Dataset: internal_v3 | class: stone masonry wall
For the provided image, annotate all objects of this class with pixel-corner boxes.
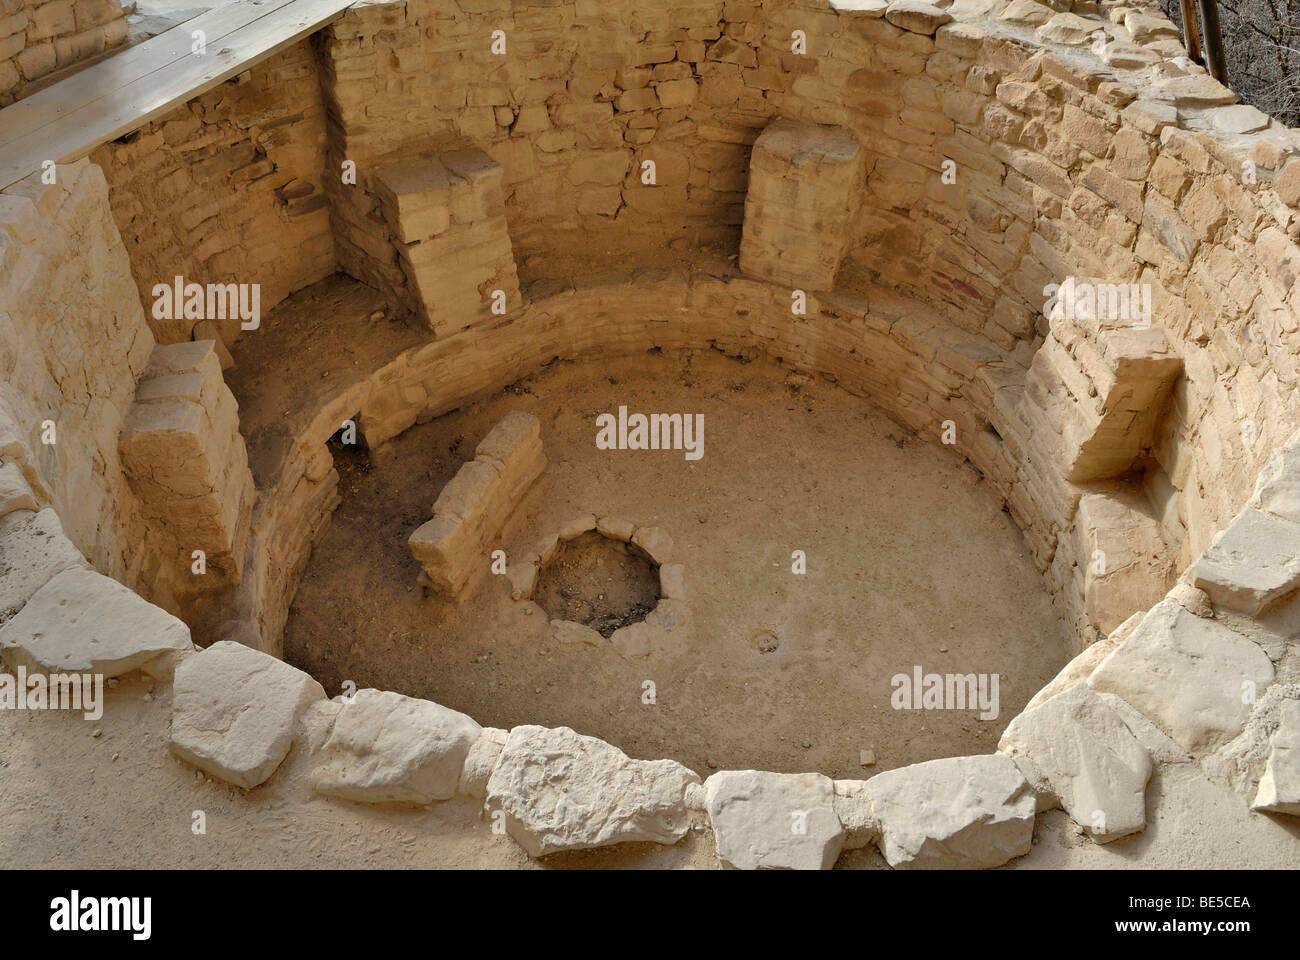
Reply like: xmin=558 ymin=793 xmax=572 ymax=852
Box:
xmin=0 ymin=0 xmax=128 ymax=106
xmin=90 ymin=39 xmax=336 ymax=347
xmin=0 ymin=158 xmax=153 ymax=592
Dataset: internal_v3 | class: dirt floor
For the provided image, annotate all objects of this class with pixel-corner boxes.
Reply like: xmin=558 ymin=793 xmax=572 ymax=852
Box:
xmin=6 ymin=343 xmax=1300 ymax=870
xmin=283 ymin=347 xmax=1072 ymax=780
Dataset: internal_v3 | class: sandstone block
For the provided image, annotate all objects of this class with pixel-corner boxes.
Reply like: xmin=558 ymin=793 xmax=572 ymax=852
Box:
xmin=1193 ymin=508 xmax=1300 ymax=615
xmin=0 ymin=568 xmax=192 ymax=678
xmin=999 ymin=682 xmax=1152 ymax=842
xmin=884 ymin=0 xmax=952 ymax=35
xmin=866 ymin=755 xmax=1036 ymax=869
xmin=1089 ymin=599 xmax=1275 ymax=754
xmin=312 ymin=688 xmax=481 ymax=804
xmin=739 ymin=118 xmax=865 ymax=290
xmin=486 ymin=725 xmax=700 ymax=856
xmin=704 ymin=770 xmax=845 ymax=870
xmin=458 ymin=726 xmax=508 ymax=799
xmin=0 ymin=507 xmax=86 ymax=625
xmin=1252 ymin=699 xmax=1300 ymax=816
xmin=170 ymin=641 xmax=325 ymax=789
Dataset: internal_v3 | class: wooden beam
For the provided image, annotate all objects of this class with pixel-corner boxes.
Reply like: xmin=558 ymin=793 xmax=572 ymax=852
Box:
xmin=1194 ymin=0 xmax=1230 ymax=85
xmin=0 ymin=0 xmax=354 ymax=190
xmin=1178 ymin=0 xmax=1202 ymax=64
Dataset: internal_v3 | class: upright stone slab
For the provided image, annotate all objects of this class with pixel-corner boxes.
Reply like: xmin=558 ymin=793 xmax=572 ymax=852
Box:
xmin=739 ymin=118 xmax=865 ymax=290
xmin=1060 ymin=326 xmax=1182 ymax=484
xmin=375 ymin=147 xmax=520 ymax=336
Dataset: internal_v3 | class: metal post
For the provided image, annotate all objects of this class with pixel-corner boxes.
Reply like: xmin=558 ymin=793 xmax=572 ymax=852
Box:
xmin=1193 ymin=0 xmax=1230 ymax=86
xmin=1178 ymin=0 xmax=1203 ymax=64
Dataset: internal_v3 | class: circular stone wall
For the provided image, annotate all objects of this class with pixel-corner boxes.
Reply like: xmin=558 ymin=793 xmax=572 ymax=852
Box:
xmin=282 ymin=348 xmax=1070 ymax=778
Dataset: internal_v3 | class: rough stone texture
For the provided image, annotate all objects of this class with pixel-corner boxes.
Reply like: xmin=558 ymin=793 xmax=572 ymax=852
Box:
xmin=1089 ymin=599 xmax=1276 ymax=755
xmin=91 ymin=39 xmax=335 ymax=344
xmin=0 ymin=507 xmax=86 ymax=624
xmin=0 ymin=459 xmax=36 ymax=517
xmin=999 ymin=682 xmax=1152 ymax=842
xmin=312 ymin=689 xmax=481 ymax=804
xmin=1 ymin=0 xmax=128 ymax=106
xmin=740 ymin=118 xmax=866 ymax=290
xmin=866 ymin=754 xmax=1036 ymax=869
xmin=630 ymin=525 xmax=673 ymax=564
xmin=118 ymin=340 xmax=255 ymax=600
xmin=609 ymin=620 xmax=666 ymax=659
xmin=376 ymin=147 xmax=520 ymax=335
xmin=831 ymin=779 xmax=880 ymax=850
xmin=0 ymin=162 xmax=155 ymax=603
xmin=458 ymin=726 xmax=508 ymax=800
xmin=1036 ymin=12 xmax=1096 ymax=45
xmin=170 ymin=640 xmax=325 ymax=789
xmin=884 ymin=0 xmax=952 ymax=35
xmin=1194 ymin=508 xmax=1300 ymax=615
xmin=1252 ymin=699 xmax=1300 ymax=816
xmin=704 ymin=770 xmax=845 ymax=870
xmin=485 ymin=725 xmax=699 ymax=857
xmin=551 ymin=618 xmax=606 ymax=646
xmin=1059 ymin=327 xmax=1182 ymax=484
xmin=0 ymin=567 xmax=192 ymax=678
xmin=596 ymin=516 xmax=635 ymax=542
xmin=409 ymin=411 xmax=545 ymax=600
xmin=1076 ymin=490 xmax=1174 ymax=634
xmin=1251 ymin=444 xmax=1300 ymax=523
xmin=658 ymin=562 xmax=686 ymax=601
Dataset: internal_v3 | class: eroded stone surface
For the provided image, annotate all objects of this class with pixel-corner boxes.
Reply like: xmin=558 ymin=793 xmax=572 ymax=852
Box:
xmin=999 ymin=682 xmax=1152 ymax=842
xmin=0 ymin=567 xmax=192 ymax=678
xmin=1252 ymin=699 xmax=1300 ymax=816
xmin=551 ymin=619 xmax=606 ymax=646
xmin=866 ymin=755 xmax=1035 ymax=869
xmin=312 ymin=689 xmax=481 ymax=804
xmin=486 ymin=725 xmax=700 ymax=856
xmin=705 ymin=770 xmax=845 ymax=869
xmin=1193 ymin=508 xmax=1300 ymax=615
xmin=0 ymin=508 xmax=86 ymax=625
xmin=1089 ymin=600 xmax=1275 ymax=755
xmin=459 ymin=726 xmax=508 ymax=800
xmin=884 ymin=0 xmax=952 ymax=35
xmin=170 ymin=640 xmax=325 ymax=789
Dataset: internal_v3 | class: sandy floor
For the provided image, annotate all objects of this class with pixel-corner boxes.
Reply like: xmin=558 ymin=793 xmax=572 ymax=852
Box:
xmin=283 ymin=348 xmax=1070 ymax=780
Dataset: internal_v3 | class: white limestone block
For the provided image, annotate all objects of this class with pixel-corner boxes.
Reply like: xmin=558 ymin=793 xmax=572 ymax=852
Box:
xmin=486 ymin=725 xmax=699 ymax=857
xmin=704 ymin=770 xmax=845 ymax=870
xmin=170 ymin=640 xmax=325 ymax=789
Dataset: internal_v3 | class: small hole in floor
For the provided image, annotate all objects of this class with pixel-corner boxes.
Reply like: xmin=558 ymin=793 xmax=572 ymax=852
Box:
xmin=533 ymin=531 xmax=660 ymax=638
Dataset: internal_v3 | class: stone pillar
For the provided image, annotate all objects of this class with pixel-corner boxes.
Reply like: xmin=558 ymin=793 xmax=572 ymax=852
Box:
xmin=118 ymin=340 xmax=255 ymax=597
xmin=739 ymin=118 xmax=866 ymax=290
xmin=375 ymin=147 xmax=521 ymax=336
